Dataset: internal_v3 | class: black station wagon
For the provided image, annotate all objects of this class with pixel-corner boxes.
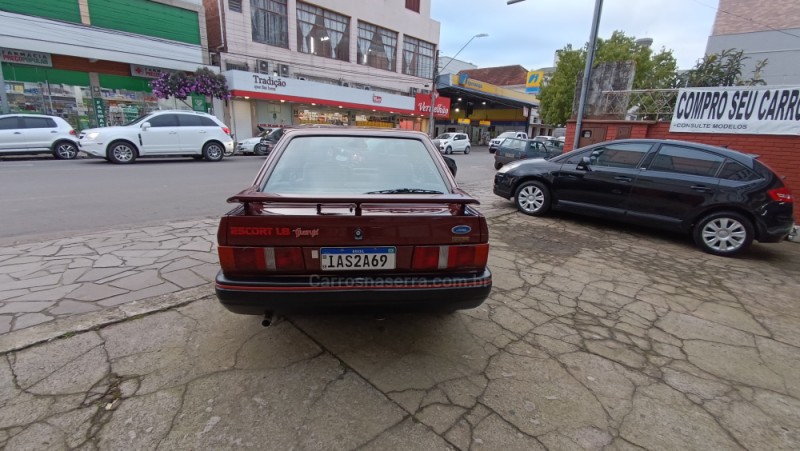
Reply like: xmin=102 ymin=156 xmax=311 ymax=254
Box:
xmin=493 ymin=139 xmax=794 ymax=256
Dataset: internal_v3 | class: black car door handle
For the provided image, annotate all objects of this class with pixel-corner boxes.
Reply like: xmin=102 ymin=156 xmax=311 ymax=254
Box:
xmin=691 ymin=185 xmax=711 ymax=192
xmin=614 ymin=176 xmax=633 ymax=182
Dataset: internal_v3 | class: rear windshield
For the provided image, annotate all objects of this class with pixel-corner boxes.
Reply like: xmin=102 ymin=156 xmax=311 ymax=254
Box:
xmin=261 ymin=136 xmax=449 ymax=195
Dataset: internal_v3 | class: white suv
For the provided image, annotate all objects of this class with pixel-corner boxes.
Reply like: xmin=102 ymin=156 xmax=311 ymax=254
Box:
xmin=433 ymin=132 xmax=471 ymax=154
xmin=0 ymin=114 xmax=80 ymax=159
xmin=79 ymin=110 xmax=234 ymax=164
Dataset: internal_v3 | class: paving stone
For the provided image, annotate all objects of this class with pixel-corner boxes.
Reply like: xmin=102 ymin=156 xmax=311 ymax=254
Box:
xmin=108 ymin=270 xmax=163 ymax=291
xmin=97 ymin=282 xmax=180 ymax=307
xmin=0 ymin=302 xmax=54 ymax=314
xmin=162 ymin=269 xmax=207 ymax=289
xmin=13 ymin=313 xmax=53 ymax=330
xmin=0 ymin=316 xmax=10 ymax=334
xmin=0 ymin=274 xmax=60 ymax=291
xmin=77 ymin=267 xmax=130 ymax=283
xmin=93 ymin=254 xmax=123 ymax=268
xmin=48 ymin=300 xmax=101 ymax=316
xmin=0 ymin=289 xmax=29 ymax=302
xmin=66 ymin=283 xmax=128 ymax=302
xmin=3 ymin=284 xmax=80 ymax=303
xmin=160 ymin=258 xmax=202 ymax=273
xmin=190 ymin=263 xmax=221 ymax=281
xmin=0 ymin=262 xmax=43 ymax=275
xmin=55 ymin=245 xmax=95 ymax=256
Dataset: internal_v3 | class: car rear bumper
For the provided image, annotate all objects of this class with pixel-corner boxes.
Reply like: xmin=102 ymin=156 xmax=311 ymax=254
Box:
xmin=215 ymin=269 xmax=492 ymax=314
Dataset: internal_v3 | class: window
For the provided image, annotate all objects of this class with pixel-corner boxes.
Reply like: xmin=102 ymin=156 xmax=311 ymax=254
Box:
xmin=178 ymin=115 xmax=204 ymax=127
xmin=588 ymin=143 xmax=651 ymax=169
xmin=357 ymin=21 xmax=398 ymax=71
xmin=148 ymin=114 xmax=178 ymax=127
xmin=23 ymin=117 xmax=56 ymax=129
xmin=296 ymin=2 xmax=350 ymax=62
xmin=718 ymin=160 xmax=760 ymax=181
xmin=648 ymin=145 xmax=724 ymax=177
xmin=402 ymin=36 xmax=435 ymax=79
xmin=251 ymin=0 xmax=288 ymax=48
xmin=230 ymin=0 xmax=242 ymax=12
xmin=405 ymin=0 xmax=420 ymax=12
xmin=0 ymin=117 xmax=19 ymax=130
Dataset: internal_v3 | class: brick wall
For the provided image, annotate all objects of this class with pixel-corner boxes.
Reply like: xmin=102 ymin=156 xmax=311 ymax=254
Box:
xmin=712 ymin=0 xmax=800 ymax=35
xmin=565 ymin=120 xmax=800 ymax=222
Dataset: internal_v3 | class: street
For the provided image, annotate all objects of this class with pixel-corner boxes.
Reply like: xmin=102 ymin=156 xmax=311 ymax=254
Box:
xmin=1 ymin=149 xmax=799 ymax=450
xmin=0 ymin=149 xmax=494 ymax=245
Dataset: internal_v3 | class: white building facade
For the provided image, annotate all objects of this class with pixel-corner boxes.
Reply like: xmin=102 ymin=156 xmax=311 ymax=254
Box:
xmin=204 ymin=0 xmax=440 ymax=139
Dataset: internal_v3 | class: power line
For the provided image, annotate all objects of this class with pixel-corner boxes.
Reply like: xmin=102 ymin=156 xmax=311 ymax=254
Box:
xmin=690 ymin=0 xmax=800 ymax=40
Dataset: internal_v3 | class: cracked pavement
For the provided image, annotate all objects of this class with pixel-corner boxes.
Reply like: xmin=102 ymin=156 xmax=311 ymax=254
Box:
xmin=1 ymin=185 xmax=800 ymax=449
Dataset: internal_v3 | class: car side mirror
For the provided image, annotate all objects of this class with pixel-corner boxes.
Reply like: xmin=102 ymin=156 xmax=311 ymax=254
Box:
xmin=443 ymin=156 xmax=457 ymax=177
xmin=578 ymin=156 xmax=592 ymax=169
xmin=141 ymin=122 xmax=151 ymax=131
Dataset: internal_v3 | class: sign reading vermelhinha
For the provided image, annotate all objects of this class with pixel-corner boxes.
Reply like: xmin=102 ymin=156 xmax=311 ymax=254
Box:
xmin=670 ymin=86 xmax=800 ymax=135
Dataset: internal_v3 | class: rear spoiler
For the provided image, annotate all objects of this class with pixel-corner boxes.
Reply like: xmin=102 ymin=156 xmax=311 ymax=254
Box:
xmin=228 ymin=188 xmax=479 ymax=215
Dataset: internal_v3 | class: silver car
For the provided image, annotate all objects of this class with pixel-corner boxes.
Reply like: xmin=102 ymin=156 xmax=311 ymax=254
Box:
xmin=0 ymin=114 xmax=80 ymax=159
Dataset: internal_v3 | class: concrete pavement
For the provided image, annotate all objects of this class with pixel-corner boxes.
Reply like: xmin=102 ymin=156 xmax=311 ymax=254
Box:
xmin=1 ymin=183 xmax=800 ymax=449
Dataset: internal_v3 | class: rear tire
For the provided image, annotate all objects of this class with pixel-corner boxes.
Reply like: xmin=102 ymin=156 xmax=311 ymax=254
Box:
xmin=203 ymin=142 xmax=224 ymax=162
xmin=693 ymin=211 xmax=753 ymax=256
xmin=107 ymin=141 xmax=137 ymax=164
xmin=514 ymin=181 xmax=551 ymax=216
xmin=464 ymin=146 xmax=471 ymax=154
xmin=53 ymin=141 xmax=79 ymax=160
xmin=494 ymin=161 xmax=503 ymax=170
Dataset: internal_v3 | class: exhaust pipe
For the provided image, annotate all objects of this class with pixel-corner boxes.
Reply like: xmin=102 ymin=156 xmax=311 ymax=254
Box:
xmin=261 ymin=311 xmax=281 ymax=328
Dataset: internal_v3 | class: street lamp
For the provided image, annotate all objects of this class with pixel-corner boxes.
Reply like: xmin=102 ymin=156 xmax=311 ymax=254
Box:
xmin=429 ymin=33 xmax=488 ymax=137
xmin=508 ymin=0 xmax=603 ymax=150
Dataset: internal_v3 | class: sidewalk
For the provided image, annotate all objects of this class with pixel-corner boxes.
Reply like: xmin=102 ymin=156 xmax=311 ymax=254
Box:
xmin=0 ymin=220 xmax=219 ymax=351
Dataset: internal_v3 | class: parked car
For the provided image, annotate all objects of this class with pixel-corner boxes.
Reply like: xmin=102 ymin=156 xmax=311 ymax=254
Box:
xmin=432 ymin=132 xmax=471 ymax=154
xmin=0 ymin=114 xmax=80 ymax=159
xmin=532 ymin=135 xmax=554 ymax=142
xmin=494 ymin=138 xmax=560 ymax=169
xmin=237 ymin=129 xmax=273 ymax=155
xmin=79 ymin=110 xmax=234 ymax=164
xmin=255 ymin=126 xmax=293 ymax=155
xmin=489 ymin=131 xmax=527 ymax=153
xmin=493 ymin=139 xmax=794 ymax=256
xmin=544 ymin=138 xmax=565 ymax=152
xmin=215 ymin=128 xmax=491 ymax=318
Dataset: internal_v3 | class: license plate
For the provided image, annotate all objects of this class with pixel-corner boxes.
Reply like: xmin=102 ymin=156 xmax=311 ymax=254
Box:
xmin=320 ymin=247 xmax=396 ymax=271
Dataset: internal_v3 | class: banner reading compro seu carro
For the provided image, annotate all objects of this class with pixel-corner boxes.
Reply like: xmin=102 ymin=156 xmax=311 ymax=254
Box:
xmin=670 ymin=86 xmax=800 ymax=135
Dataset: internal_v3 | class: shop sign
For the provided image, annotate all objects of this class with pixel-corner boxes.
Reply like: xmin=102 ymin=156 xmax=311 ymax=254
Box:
xmin=670 ymin=86 xmax=800 ymax=136
xmin=1 ymin=49 xmax=52 ymax=67
xmin=372 ymin=94 xmax=382 ymax=104
xmin=130 ymin=64 xmax=167 ymax=79
xmin=457 ymin=118 xmax=471 ymax=125
xmin=252 ymin=74 xmax=287 ymax=93
xmin=414 ymin=93 xmax=451 ymax=118
xmin=525 ymin=71 xmax=544 ymax=94
xmin=479 ymin=120 xmax=491 ymax=126
xmin=93 ymin=98 xmax=107 ymax=128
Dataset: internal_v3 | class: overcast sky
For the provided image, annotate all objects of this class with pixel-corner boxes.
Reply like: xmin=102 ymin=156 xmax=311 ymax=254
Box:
xmin=430 ymin=0 xmax=719 ymax=71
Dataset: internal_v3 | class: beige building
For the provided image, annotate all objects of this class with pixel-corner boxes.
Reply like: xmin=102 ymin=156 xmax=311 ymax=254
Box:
xmin=706 ymin=0 xmax=800 ymax=85
xmin=203 ymin=0 xmax=441 ymax=139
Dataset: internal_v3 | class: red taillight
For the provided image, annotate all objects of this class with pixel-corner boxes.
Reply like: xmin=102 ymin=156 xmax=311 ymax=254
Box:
xmin=768 ymin=187 xmax=793 ymax=203
xmin=222 ymin=127 xmax=231 ymax=135
xmin=218 ymin=246 xmax=304 ymax=273
xmin=69 ymin=129 xmax=77 ymax=136
xmin=412 ymin=244 xmax=489 ymax=270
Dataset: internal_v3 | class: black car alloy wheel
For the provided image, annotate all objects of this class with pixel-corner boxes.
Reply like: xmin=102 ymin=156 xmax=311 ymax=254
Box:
xmin=693 ymin=211 xmax=754 ymax=256
xmin=514 ymin=181 xmax=551 ymax=216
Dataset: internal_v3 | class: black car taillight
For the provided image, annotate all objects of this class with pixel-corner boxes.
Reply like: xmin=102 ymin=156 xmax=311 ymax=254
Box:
xmin=768 ymin=187 xmax=793 ymax=203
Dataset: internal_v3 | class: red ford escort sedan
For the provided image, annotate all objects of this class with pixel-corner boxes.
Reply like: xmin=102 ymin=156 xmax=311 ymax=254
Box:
xmin=215 ymin=127 xmax=492 ymax=318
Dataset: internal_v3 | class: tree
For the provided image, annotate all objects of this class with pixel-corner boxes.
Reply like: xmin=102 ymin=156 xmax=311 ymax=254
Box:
xmin=677 ymin=49 xmax=767 ymax=87
xmin=539 ymin=31 xmax=678 ymax=126
xmin=150 ymin=67 xmax=231 ymax=105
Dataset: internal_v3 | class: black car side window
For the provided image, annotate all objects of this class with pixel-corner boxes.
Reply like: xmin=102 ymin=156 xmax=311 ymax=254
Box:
xmin=588 ymin=143 xmax=651 ymax=169
xmin=648 ymin=145 xmax=724 ymax=177
xmin=177 ymin=114 xmax=203 ymax=127
xmin=147 ymin=114 xmax=178 ymax=127
xmin=562 ymin=149 xmax=594 ymax=164
xmin=718 ymin=159 xmax=760 ymax=181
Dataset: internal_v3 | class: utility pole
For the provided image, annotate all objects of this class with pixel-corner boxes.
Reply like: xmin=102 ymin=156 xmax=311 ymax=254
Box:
xmin=428 ymin=49 xmax=439 ymax=137
xmin=573 ymin=0 xmax=604 ymax=150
